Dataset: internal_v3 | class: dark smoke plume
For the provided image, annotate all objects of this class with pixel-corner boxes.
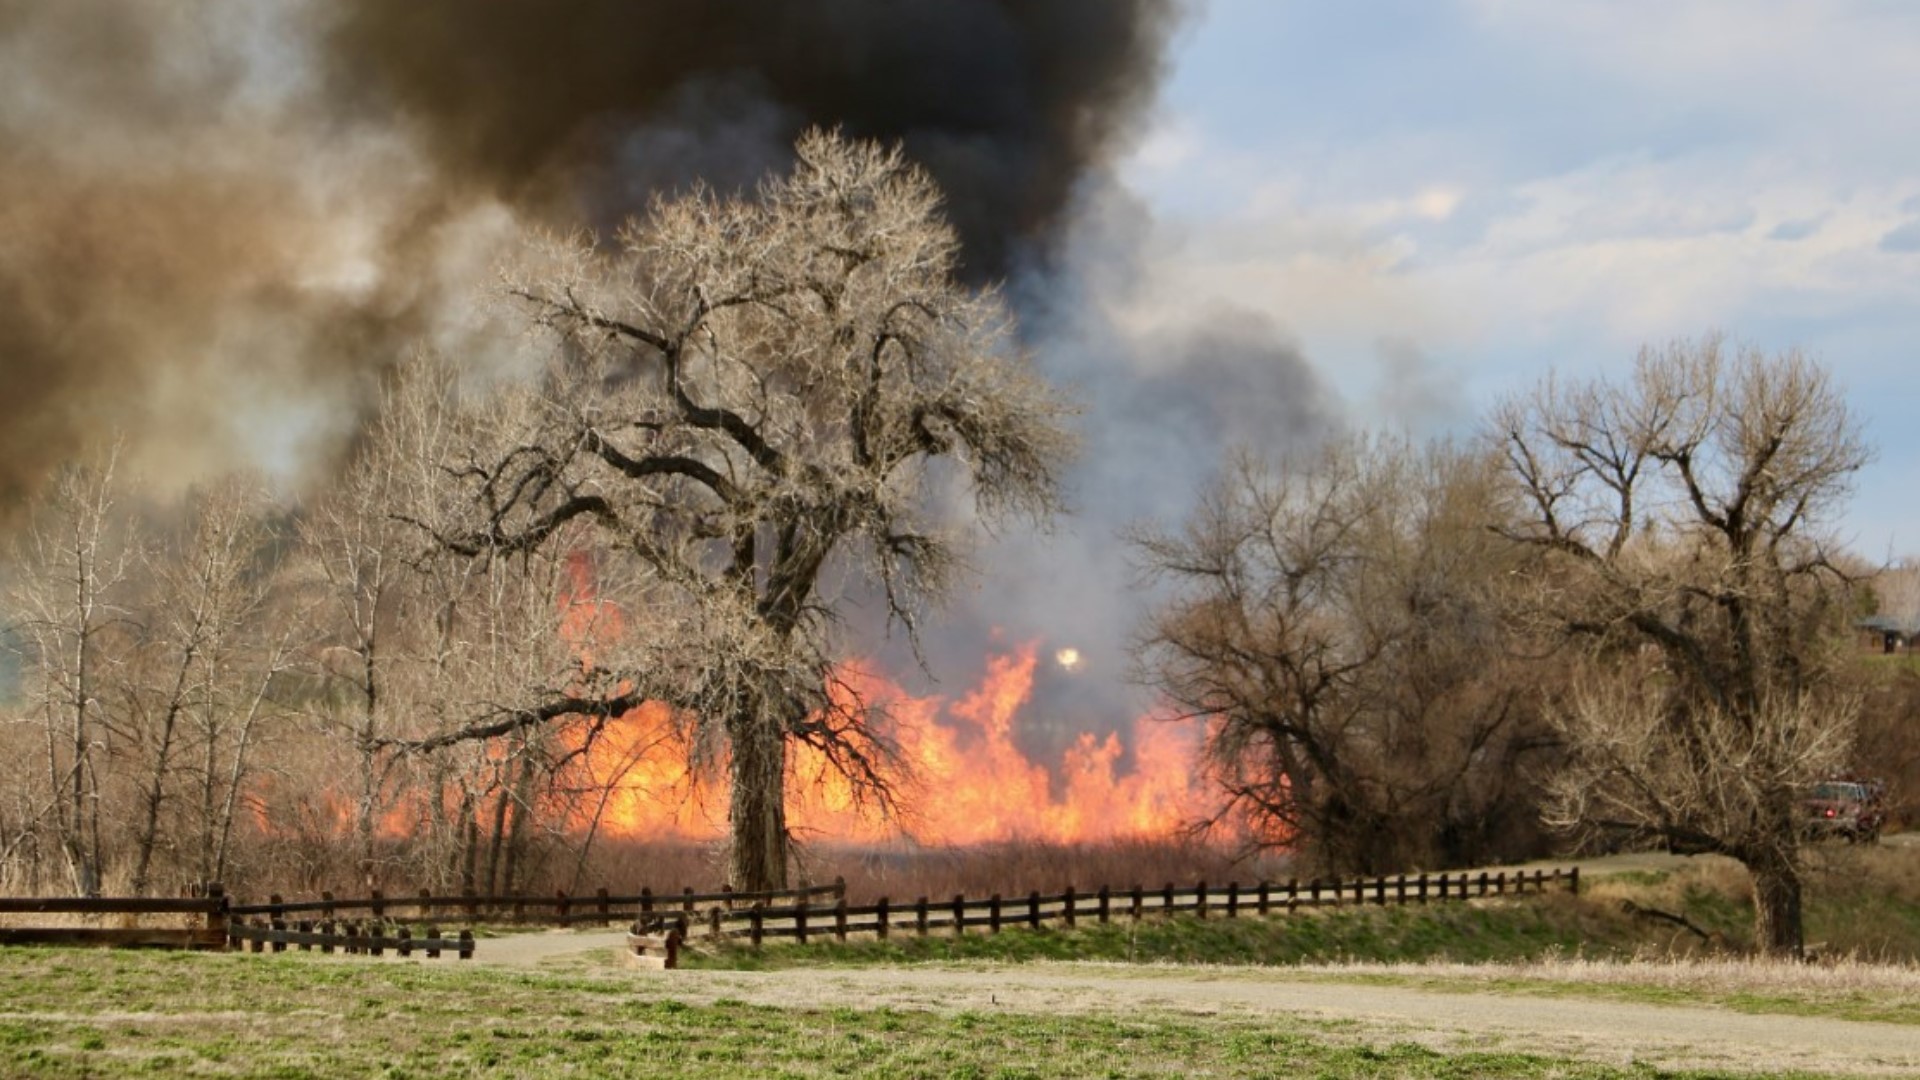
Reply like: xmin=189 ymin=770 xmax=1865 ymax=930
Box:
xmin=0 ymin=0 xmax=1184 ymax=514
xmin=320 ymin=0 xmax=1183 ymax=279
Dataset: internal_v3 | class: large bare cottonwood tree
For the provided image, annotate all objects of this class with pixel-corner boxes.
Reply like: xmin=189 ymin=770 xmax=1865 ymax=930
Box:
xmin=414 ymin=132 xmax=1073 ymax=890
xmin=1135 ymin=436 xmax=1553 ymax=876
xmin=1493 ymin=337 xmax=1868 ymax=956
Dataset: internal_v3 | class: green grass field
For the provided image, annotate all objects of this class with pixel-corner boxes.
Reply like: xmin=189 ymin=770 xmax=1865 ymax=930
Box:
xmin=0 ymin=947 xmax=1821 ymax=1079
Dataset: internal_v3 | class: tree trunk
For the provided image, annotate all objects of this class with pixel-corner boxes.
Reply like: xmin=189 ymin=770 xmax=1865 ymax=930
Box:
xmin=726 ymin=711 xmax=789 ymax=892
xmin=1747 ymin=852 xmax=1805 ymax=958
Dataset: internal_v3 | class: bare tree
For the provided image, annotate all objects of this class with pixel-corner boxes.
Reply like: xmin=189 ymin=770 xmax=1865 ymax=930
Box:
xmin=5 ymin=450 xmax=137 ymax=894
xmin=413 ymin=131 xmax=1073 ymax=890
xmin=1134 ymin=436 xmax=1553 ymax=876
xmin=1493 ymin=336 xmax=1868 ymax=956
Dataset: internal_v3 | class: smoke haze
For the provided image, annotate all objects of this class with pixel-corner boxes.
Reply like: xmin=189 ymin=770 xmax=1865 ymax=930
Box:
xmin=0 ymin=0 xmax=1182 ymax=509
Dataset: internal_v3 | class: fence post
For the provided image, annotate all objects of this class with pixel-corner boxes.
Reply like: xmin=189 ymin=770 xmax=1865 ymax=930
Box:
xmin=205 ymin=883 xmax=228 ymax=943
xmin=370 ymin=920 xmax=385 ymax=956
xmin=596 ymin=887 xmax=611 ymax=923
xmin=1354 ymin=879 xmax=1367 ymax=906
xmin=952 ymin=895 xmax=965 ymax=938
xmin=398 ymin=926 xmax=413 ymax=958
xmin=1374 ymin=877 xmax=1386 ymax=906
xmin=458 ymin=929 xmax=474 ymax=960
xmin=1257 ymin=881 xmax=1271 ymax=917
xmin=708 ymin=906 xmax=722 ymax=938
xmin=557 ymin=889 xmax=571 ymax=922
xmin=1536 ymin=869 xmax=1547 ymax=892
xmin=320 ymin=919 xmax=335 ymax=955
xmin=1027 ymin=891 xmax=1041 ymax=930
xmin=796 ymin=903 xmax=810 ymax=945
xmin=1129 ymin=885 xmax=1143 ymax=922
xmin=876 ymin=897 xmax=890 ymax=941
xmin=426 ymin=925 xmax=441 ymax=959
xmin=1309 ymin=879 xmax=1320 ymax=906
xmin=1161 ymin=882 xmax=1175 ymax=916
xmin=1063 ymin=886 xmax=1077 ymax=928
xmin=640 ymin=887 xmax=654 ymax=929
xmin=1478 ymin=871 xmax=1490 ymax=897
xmin=1097 ymin=885 xmax=1111 ymax=925
xmin=1569 ymin=867 xmax=1580 ymax=896
xmin=1195 ymin=881 xmax=1209 ymax=920
xmin=989 ymin=894 xmax=1002 ymax=935
xmin=682 ymin=887 xmax=695 ymax=918
xmin=343 ymin=921 xmax=359 ymax=955
xmin=1396 ymin=875 xmax=1407 ymax=906
xmin=749 ymin=903 xmax=765 ymax=948
xmin=1496 ymin=872 xmax=1506 ymax=896
xmin=1417 ymin=873 xmax=1428 ymax=904
xmin=1286 ymin=878 xmax=1298 ymax=914
xmin=721 ymin=884 xmax=734 ymax=911
xmin=297 ymin=919 xmax=312 ymax=952
xmin=833 ymin=877 xmax=847 ymax=904
xmin=270 ymin=914 xmax=287 ymax=953
xmin=371 ymin=889 xmax=385 ymax=920
xmin=834 ymin=899 xmax=848 ymax=943
xmin=916 ymin=897 xmax=929 ymax=938
xmin=320 ymin=890 xmax=335 ymax=921
xmin=1227 ymin=882 xmax=1240 ymax=919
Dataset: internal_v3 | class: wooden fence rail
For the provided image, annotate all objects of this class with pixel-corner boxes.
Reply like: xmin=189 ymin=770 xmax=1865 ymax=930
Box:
xmin=702 ymin=867 xmax=1581 ymax=947
xmin=227 ymin=879 xmax=846 ymax=925
xmin=0 ymin=887 xmax=229 ymax=949
xmin=227 ymin=916 xmax=474 ymax=959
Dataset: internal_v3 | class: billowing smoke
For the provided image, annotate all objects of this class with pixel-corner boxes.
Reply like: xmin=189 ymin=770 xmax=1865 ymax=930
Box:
xmin=319 ymin=0 xmax=1182 ymax=279
xmin=0 ymin=0 xmax=1182 ymax=511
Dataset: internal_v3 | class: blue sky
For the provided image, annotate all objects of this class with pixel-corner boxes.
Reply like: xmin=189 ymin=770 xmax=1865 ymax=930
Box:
xmin=1118 ymin=0 xmax=1920 ymax=556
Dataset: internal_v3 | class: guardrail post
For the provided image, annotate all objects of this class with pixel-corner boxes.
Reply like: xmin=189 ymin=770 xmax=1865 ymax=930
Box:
xmin=876 ymin=897 xmax=890 ymax=940
xmin=458 ymin=929 xmax=474 ymax=960
xmin=1097 ymin=885 xmax=1111 ymax=925
xmin=989 ymin=894 xmax=1002 ymax=935
xmin=1063 ymin=886 xmax=1077 ymax=928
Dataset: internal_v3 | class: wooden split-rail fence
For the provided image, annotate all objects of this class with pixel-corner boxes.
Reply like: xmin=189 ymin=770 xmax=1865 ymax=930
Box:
xmin=692 ymin=867 xmax=1581 ymax=949
xmin=0 ymin=867 xmax=1579 ymax=963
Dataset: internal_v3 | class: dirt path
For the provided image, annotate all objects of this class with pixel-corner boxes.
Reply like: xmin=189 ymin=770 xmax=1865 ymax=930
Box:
xmin=462 ymin=933 xmax=1920 ymax=1076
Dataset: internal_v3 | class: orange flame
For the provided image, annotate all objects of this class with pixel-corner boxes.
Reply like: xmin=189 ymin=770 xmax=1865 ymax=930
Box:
xmin=561 ymin=642 xmax=1217 ymax=846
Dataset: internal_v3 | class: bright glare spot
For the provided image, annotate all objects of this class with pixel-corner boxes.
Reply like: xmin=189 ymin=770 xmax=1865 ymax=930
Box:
xmin=1054 ymin=647 xmax=1082 ymax=672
